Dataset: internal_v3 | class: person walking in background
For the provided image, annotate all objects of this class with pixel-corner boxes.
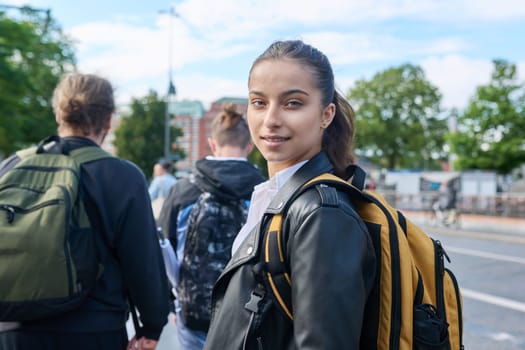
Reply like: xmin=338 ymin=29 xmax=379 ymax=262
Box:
xmin=149 ymin=160 xmax=177 ymax=220
xmin=0 ymin=73 xmax=170 ymax=350
xmin=149 ymin=161 xmax=177 ymax=201
xmin=158 ymin=103 xmax=265 ymax=350
xmin=202 ymin=40 xmax=376 ymax=349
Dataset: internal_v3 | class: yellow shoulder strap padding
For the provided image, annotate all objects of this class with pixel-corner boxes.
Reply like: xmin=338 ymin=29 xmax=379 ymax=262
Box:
xmin=265 ymin=213 xmax=293 ymax=320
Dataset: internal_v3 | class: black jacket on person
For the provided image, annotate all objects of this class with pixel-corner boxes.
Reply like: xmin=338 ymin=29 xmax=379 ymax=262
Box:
xmin=203 ymin=152 xmax=377 ymax=350
xmin=158 ymin=157 xmax=266 ymax=252
xmin=0 ymin=136 xmax=170 ymax=340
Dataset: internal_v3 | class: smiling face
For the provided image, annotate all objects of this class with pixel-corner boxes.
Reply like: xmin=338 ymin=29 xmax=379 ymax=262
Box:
xmin=248 ymin=59 xmax=335 ymax=177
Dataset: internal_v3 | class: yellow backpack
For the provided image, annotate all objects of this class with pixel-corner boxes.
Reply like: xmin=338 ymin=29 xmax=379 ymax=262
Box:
xmin=262 ymin=168 xmax=464 ymax=350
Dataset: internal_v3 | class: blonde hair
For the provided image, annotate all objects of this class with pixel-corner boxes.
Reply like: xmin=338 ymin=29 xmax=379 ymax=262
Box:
xmin=52 ymin=73 xmax=115 ymax=136
xmin=211 ymin=103 xmax=251 ymax=149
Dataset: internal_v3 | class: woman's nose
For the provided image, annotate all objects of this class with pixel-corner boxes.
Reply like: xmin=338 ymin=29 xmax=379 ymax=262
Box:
xmin=263 ymin=103 xmax=282 ymax=127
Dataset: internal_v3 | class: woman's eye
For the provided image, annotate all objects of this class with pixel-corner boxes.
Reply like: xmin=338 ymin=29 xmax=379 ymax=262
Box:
xmin=251 ymin=99 xmax=265 ymax=107
xmin=286 ymin=100 xmax=302 ymax=108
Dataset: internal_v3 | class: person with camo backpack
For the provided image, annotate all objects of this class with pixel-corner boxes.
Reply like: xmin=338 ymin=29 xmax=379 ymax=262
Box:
xmin=158 ymin=103 xmax=265 ymax=350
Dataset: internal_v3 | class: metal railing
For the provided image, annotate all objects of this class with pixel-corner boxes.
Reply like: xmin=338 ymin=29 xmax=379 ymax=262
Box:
xmin=376 ymin=191 xmax=525 ymax=218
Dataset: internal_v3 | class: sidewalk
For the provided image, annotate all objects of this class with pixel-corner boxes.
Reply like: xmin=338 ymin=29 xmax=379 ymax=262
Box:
xmin=402 ymin=210 xmax=525 ymax=236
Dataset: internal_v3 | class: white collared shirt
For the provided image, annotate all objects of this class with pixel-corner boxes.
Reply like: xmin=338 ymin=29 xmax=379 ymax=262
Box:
xmin=231 ymin=160 xmax=308 ymax=255
xmin=205 ymin=156 xmax=247 ymax=161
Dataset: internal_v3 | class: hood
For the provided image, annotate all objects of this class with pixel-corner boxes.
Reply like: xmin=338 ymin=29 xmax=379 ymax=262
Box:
xmin=192 ymin=159 xmax=265 ymax=200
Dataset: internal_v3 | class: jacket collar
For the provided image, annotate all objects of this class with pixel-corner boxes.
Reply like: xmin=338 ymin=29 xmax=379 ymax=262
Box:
xmin=265 ymin=152 xmax=333 ymax=214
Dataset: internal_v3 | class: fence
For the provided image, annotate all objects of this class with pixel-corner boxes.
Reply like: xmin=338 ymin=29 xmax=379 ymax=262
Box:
xmin=378 ymin=191 xmax=525 ymax=218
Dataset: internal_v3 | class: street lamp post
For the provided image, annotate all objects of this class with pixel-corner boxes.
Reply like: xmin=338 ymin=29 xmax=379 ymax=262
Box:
xmin=164 ymin=81 xmax=176 ymax=161
xmin=162 ymin=6 xmax=178 ymax=161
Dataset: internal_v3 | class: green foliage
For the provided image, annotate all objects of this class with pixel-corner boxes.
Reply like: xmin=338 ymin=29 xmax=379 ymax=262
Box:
xmin=247 ymin=146 xmax=268 ymax=179
xmin=347 ymin=64 xmax=448 ymax=170
xmin=447 ymin=60 xmax=525 ymax=174
xmin=114 ymin=90 xmax=185 ymax=177
xmin=0 ymin=8 xmax=76 ymax=158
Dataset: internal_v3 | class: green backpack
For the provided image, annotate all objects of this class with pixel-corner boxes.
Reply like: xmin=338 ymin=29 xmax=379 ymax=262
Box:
xmin=260 ymin=166 xmax=464 ymax=350
xmin=0 ymin=138 xmax=111 ymax=321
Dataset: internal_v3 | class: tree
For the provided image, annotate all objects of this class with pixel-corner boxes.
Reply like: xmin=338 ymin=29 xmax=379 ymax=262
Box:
xmin=447 ymin=60 xmax=525 ymax=174
xmin=114 ymin=90 xmax=185 ymax=178
xmin=247 ymin=146 xmax=268 ymax=179
xmin=347 ymin=64 xmax=448 ymax=170
xmin=0 ymin=7 xmax=76 ymax=158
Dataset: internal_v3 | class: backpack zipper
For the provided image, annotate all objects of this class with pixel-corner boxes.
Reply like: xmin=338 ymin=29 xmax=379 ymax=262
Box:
xmin=0 ymin=185 xmax=75 ymax=296
xmin=433 ymin=240 xmax=449 ymax=321
xmin=1 ymin=200 xmax=61 ymax=224
xmin=13 ymin=165 xmax=80 ymax=181
xmin=445 ymin=268 xmax=464 ymax=349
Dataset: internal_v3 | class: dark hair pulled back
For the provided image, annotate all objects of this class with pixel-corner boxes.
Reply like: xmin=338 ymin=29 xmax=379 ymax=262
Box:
xmin=249 ymin=40 xmax=355 ymax=177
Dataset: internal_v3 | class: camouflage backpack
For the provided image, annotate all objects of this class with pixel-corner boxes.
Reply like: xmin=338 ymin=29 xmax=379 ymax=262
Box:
xmin=177 ymin=191 xmax=248 ymax=332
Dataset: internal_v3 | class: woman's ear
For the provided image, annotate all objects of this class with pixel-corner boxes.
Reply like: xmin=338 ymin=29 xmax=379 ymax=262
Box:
xmin=321 ymin=103 xmax=336 ymax=129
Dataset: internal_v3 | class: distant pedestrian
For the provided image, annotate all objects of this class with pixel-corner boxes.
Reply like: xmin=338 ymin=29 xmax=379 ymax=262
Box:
xmin=149 ymin=160 xmax=177 ymax=220
xmin=158 ymin=103 xmax=265 ymax=350
xmin=0 ymin=73 xmax=170 ymax=350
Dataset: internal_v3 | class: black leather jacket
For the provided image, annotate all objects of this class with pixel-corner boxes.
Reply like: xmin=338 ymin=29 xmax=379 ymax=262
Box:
xmin=203 ymin=152 xmax=377 ymax=350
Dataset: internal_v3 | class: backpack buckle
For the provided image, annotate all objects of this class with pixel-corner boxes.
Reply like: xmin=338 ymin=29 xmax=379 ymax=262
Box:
xmin=244 ymin=284 xmax=266 ymax=314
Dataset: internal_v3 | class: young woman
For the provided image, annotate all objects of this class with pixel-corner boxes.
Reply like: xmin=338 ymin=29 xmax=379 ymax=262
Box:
xmin=203 ymin=40 xmax=377 ymax=349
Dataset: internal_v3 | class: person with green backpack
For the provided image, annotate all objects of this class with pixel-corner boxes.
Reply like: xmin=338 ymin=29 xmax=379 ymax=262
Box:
xmin=0 ymin=73 xmax=170 ymax=350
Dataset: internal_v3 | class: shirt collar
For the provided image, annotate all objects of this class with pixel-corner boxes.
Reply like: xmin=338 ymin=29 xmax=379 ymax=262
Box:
xmin=205 ymin=156 xmax=247 ymax=161
xmin=254 ymin=160 xmax=308 ymax=193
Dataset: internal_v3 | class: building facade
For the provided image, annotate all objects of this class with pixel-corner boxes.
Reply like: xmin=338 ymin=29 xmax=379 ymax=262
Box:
xmin=171 ymin=99 xmax=206 ymax=172
xmin=170 ymin=97 xmax=247 ymax=173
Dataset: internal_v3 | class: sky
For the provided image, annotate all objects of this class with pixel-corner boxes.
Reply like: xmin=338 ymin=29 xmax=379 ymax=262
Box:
xmin=5 ymin=0 xmax=525 ymax=112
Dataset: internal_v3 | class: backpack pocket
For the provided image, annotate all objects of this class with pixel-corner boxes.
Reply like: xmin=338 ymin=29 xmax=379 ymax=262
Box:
xmin=413 ymin=303 xmax=450 ymax=350
xmin=0 ymin=185 xmax=85 ymax=321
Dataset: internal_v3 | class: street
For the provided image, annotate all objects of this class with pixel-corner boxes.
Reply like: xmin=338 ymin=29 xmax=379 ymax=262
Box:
xmin=427 ymin=226 xmax=525 ymax=349
xmin=131 ymin=222 xmax=525 ymax=350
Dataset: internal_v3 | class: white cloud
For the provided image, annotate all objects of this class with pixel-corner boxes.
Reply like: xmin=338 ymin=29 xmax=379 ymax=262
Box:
xmin=176 ymin=74 xmax=247 ymax=107
xmin=47 ymin=0 xmax=524 ymax=114
xmin=303 ymin=32 xmax=468 ymax=66
xmin=176 ymin=0 xmax=525 ymax=31
xmin=421 ymin=55 xmax=493 ymax=110
xmin=1 ymin=0 xmax=27 ymax=6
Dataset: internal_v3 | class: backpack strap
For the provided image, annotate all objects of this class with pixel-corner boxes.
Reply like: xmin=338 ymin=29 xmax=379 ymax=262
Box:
xmin=345 ymin=164 xmax=367 ymax=190
xmin=69 ymin=146 xmax=113 ymax=165
xmin=15 ymin=146 xmax=38 ymax=159
xmin=15 ymin=136 xmax=112 ymax=165
xmin=262 ymin=170 xmax=370 ymax=321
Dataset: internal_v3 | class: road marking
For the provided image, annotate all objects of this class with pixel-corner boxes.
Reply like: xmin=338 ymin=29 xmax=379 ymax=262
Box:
xmin=447 ymin=246 xmax=525 ymax=265
xmin=462 ymin=288 xmax=525 ymax=313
